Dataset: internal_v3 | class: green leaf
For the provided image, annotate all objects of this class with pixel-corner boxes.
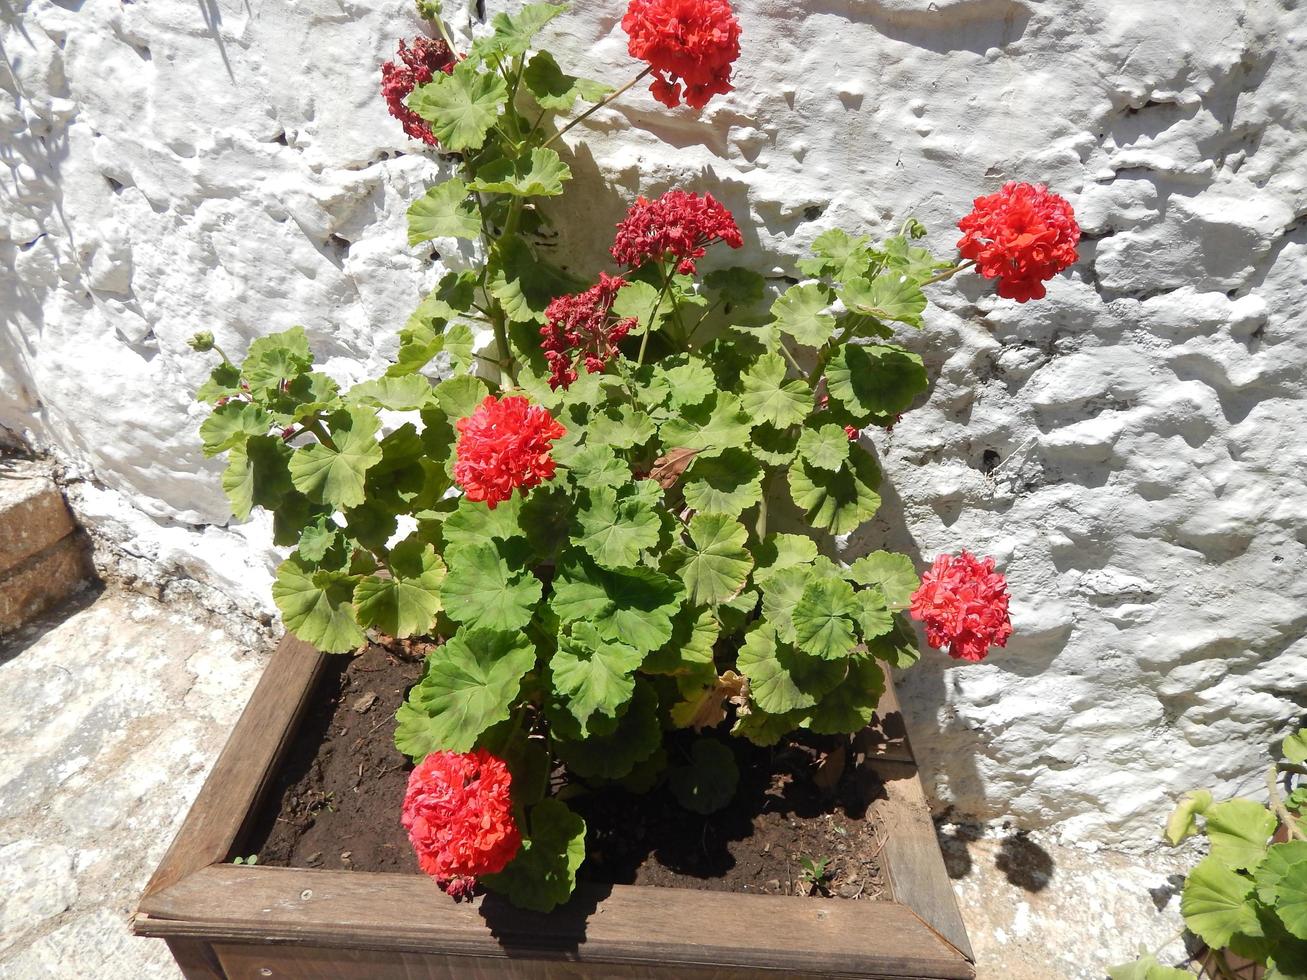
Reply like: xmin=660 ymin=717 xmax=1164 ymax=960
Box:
xmin=612 ymin=280 xmax=669 ymax=337
xmin=575 ymin=484 xmax=661 ymax=569
xmin=434 ymin=374 xmax=492 ymax=421
xmin=799 ymin=228 xmax=873 ymax=280
xmin=551 ymin=557 xmax=684 ymax=654
xmin=682 ymin=449 xmax=763 ymax=517
xmin=1206 ymin=798 xmax=1276 ymax=871
xmin=866 ymin=614 xmax=921 ymax=668
xmin=347 ymin=375 xmax=434 ymax=411
xmin=1181 ymin=856 xmax=1260 ymax=948
xmin=739 ymin=352 xmax=811 ymax=429
xmin=883 ymin=235 xmax=953 ymax=279
xmin=441 ymin=494 xmax=525 ymax=548
xmin=561 ymin=443 xmax=631 ymax=490
xmin=395 ymin=629 xmax=536 ymax=757
xmin=471 ymin=2 xmax=567 ymax=60
xmin=353 ymin=540 xmax=445 ymax=638
xmin=288 ymin=408 xmax=383 ymax=510
xmin=482 ymin=798 xmax=585 ymax=914
xmin=196 ymin=361 xmax=243 ymax=404
xmin=522 ymin=50 xmax=612 ymax=111
xmin=825 ymin=344 xmax=928 ymax=421
xmin=467 ymin=147 xmax=571 ymax=198
xmin=854 ymin=586 xmax=894 ymax=640
xmin=761 ymin=565 xmax=811 ymax=645
xmin=1165 ymin=789 xmax=1214 ymax=846
xmin=754 ymin=533 xmax=818 ymax=586
xmin=846 ymin=551 xmax=920 ymax=607
xmin=242 ymin=326 xmax=312 ymax=393
xmin=657 ymin=360 xmax=718 ymax=410
xmin=408 ymin=60 xmax=507 ymax=152
xmin=222 ymin=435 xmax=293 ymax=521
xmin=669 ymin=739 xmax=738 ymax=815
xmin=737 ymin=624 xmax=842 ymax=715
xmin=788 ymin=449 xmax=882 ymax=536
xmin=704 ymin=266 xmax=766 ymax=307
xmin=1283 ymin=729 xmax=1307 ymax=764
xmin=1255 ymin=841 xmax=1307 ymax=905
xmin=489 ymin=236 xmax=573 ymax=324
xmin=791 ymin=576 xmax=860 ymax=660
xmin=839 ymin=273 xmax=927 ymax=327
xmin=296 ymin=517 xmax=339 ymax=563
xmin=771 ymin=282 xmax=836 ymax=349
xmin=551 ymin=621 xmax=644 ymax=735
xmin=807 ymin=656 xmax=884 ymax=734
xmin=271 ymin=556 xmax=364 ymax=654
xmin=732 ymin=707 xmax=809 ymax=747
xmin=553 ymin=678 xmax=661 ymax=780
xmin=659 ymin=393 xmax=753 ymax=459
xmin=753 ymin=423 xmax=799 ymax=466
xmin=797 ymin=423 xmax=851 ymax=472
xmin=674 ymin=514 xmax=754 ymax=606
xmin=587 ymin=404 xmax=656 ymax=450
xmin=1272 ymin=859 xmax=1307 ymax=940
xmin=441 ymin=543 xmax=542 ymax=632
xmin=644 ymin=606 xmax=720 ymax=675
xmin=407 ymin=178 xmax=481 ymax=245
xmin=200 ymin=401 xmax=270 ymax=457
xmin=1106 ymin=952 xmax=1195 ymax=980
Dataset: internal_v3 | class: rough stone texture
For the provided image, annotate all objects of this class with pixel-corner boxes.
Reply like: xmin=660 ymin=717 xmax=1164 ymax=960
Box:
xmin=0 ymin=459 xmax=76 ymax=573
xmin=0 ymin=591 xmax=266 ymax=980
xmin=2 ymin=0 xmax=1305 ymax=847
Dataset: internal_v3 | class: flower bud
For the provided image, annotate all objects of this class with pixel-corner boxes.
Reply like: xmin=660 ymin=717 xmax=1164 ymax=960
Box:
xmin=188 ymin=331 xmax=215 ymax=353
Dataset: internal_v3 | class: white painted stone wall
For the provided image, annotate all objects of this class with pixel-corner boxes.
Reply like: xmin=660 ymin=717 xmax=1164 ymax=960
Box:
xmin=3 ymin=0 xmax=1305 ymax=847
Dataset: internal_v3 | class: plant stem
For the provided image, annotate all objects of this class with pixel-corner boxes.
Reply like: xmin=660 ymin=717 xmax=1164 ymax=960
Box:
xmin=1268 ymin=765 xmax=1307 ymax=840
xmin=755 ymin=474 xmax=771 ymax=540
xmin=543 ymin=67 xmax=653 ymax=150
xmin=303 ymin=418 xmax=338 ymax=452
xmin=807 ymin=323 xmax=857 ymax=387
xmin=636 ymin=268 xmax=675 ymax=367
xmin=778 ymin=341 xmax=805 ymax=378
xmin=920 ymin=259 xmax=975 ymax=288
xmin=1279 ymin=762 xmax=1307 ymax=777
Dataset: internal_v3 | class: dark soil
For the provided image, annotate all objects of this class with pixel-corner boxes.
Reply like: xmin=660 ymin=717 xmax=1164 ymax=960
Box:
xmin=244 ymin=643 xmax=888 ymax=900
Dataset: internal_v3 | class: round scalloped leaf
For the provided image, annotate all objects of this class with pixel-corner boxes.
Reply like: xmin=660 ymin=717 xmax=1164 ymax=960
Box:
xmin=440 ymin=542 xmax=543 ymax=631
xmin=657 ymin=360 xmax=717 ymax=410
xmin=551 ymin=556 xmax=684 ymax=654
xmin=467 ymin=146 xmax=571 ymax=198
xmin=753 ymin=423 xmax=800 ymax=466
xmin=394 ymin=628 xmax=536 ymax=758
xmin=737 ymin=624 xmax=842 ymax=715
xmin=222 ymin=435 xmax=293 ymax=521
xmin=562 ymin=443 xmax=631 ymax=490
xmin=644 ymin=606 xmax=720 ymax=675
xmin=441 ymin=494 xmax=525 ymax=548
xmin=788 ymin=448 xmax=882 ymax=536
xmin=587 ymin=404 xmax=657 ymax=450
xmin=1283 ymin=729 xmax=1307 ymax=764
xmin=408 ymin=61 xmax=507 ymax=152
xmin=797 ymin=423 xmax=852 ymax=472
xmin=271 ymin=556 xmax=365 ymax=654
xmin=866 ymin=615 xmax=922 ymax=668
xmin=658 ymin=393 xmax=753 ymax=459
xmin=806 ymin=656 xmax=885 ymax=735
xmin=854 ymin=586 xmax=894 ymax=640
xmin=1180 ymin=856 xmax=1260 ymax=949
xmin=739 ymin=352 xmax=811 ymax=429
xmin=575 ymin=484 xmax=661 ymax=569
xmin=553 ymin=678 xmax=662 ymax=780
xmin=1255 ymin=841 xmax=1307 ymax=905
xmin=481 ymin=798 xmax=585 ymax=914
xmin=674 ymin=514 xmax=754 ymax=607
xmin=682 ymin=449 xmax=764 ymax=517
xmin=353 ymin=540 xmax=445 ymax=639
xmin=838 ymin=273 xmax=927 ymax=327
xmin=846 ymin=551 xmax=920 ymax=608
xmin=522 ymin=50 xmax=612 ymax=111
xmin=1206 ymin=798 xmax=1277 ymax=871
xmin=770 ymin=282 xmax=837 ymax=349
xmin=200 ymin=401 xmax=271 ymax=457
xmin=733 ymin=707 xmax=809 ymax=747
xmin=825 ymin=344 xmax=928 ymax=421
xmin=1274 ymin=860 xmax=1307 ymax=940
xmin=791 ymin=576 xmax=861 ymax=660
xmin=669 ymin=739 xmax=739 ymax=815
xmin=760 ymin=564 xmax=810 ymax=644
xmin=551 ymin=622 xmax=644 ymax=736
xmin=407 ymin=178 xmax=481 ymax=245
xmin=754 ymin=533 xmax=818 ymax=586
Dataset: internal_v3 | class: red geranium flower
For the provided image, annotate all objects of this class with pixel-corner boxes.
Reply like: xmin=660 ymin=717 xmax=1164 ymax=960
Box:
xmin=381 ymin=37 xmax=456 ymax=145
xmin=541 ymin=273 xmax=637 ymax=390
xmin=957 ymin=182 xmax=1080 ymax=302
xmin=909 ymin=551 xmax=1012 ymax=663
xmin=453 ymin=395 xmax=566 ymax=509
xmin=402 ymin=748 xmax=521 ymax=898
xmin=611 ymin=190 xmax=743 ymax=275
xmin=622 ymin=0 xmax=741 ymax=110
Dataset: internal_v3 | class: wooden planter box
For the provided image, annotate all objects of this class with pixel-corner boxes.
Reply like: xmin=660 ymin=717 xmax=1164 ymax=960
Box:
xmin=133 ymin=635 xmax=976 ymax=980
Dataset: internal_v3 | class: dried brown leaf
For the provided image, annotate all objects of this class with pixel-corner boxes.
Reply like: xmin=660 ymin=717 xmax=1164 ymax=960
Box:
xmin=650 ymin=447 xmax=700 ymax=489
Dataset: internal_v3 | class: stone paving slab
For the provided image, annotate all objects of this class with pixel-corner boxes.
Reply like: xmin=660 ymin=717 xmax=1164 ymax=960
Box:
xmin=0 ymin=591 xmax=267 ymax=980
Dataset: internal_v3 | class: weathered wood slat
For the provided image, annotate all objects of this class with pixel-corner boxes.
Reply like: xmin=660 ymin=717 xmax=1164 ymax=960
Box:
xmin=165 ymin=938 xmax=227 ymax=980
xmin=140 ymin=634 xmax=327 ymax=899
xmin=139 ymin=865 xmax=975 ymax=980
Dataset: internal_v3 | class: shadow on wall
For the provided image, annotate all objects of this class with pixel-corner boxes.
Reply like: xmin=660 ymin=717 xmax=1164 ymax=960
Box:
xmin=771 ymin=0 xmax=1032 ymax=56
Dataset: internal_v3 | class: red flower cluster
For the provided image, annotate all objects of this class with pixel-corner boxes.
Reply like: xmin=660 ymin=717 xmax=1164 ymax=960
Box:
xmin=909 ymin=551 xmax=1013 ymax=663
xmin=622 ymin=0 xmax=741 ymax=110
xmin=957 ymin=182 xmax=1080 ymax=302
xmin=453 ymin=395 xmax=566 ymax=509
xmin=611 ymin=190 xmax=743 ymax=275
xmin=381 ymin=37 xmax=456 ymax=145
xmin=541 ymin=273 xmax=637 ymax=390
xmin=402 ymin=749 xmax=521 ymax=898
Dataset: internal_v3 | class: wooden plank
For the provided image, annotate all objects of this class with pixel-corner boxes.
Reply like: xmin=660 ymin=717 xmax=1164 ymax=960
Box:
xmin=871 ymin=759 xmax=974 ymax=964
xmin=138 ymin=865 xmax=975 ymax=980
xmin=858 ymin=673 xmax=915 ymax=764
xmin=213 ymin=943 xmax=851 ymax=980
xmin=165 ymin=939 xmax=227 ymax=980
xmin=137 ymin=634 xmax=327 ymax=900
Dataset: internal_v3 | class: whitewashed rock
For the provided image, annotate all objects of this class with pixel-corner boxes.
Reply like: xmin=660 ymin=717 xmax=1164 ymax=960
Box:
xmin=1 ymin=0 xmax=1305 ymax=849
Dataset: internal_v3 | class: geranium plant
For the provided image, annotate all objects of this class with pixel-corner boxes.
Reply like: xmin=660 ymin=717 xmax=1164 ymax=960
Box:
xmin=191 ymin=0 xmax=1076 ymax=911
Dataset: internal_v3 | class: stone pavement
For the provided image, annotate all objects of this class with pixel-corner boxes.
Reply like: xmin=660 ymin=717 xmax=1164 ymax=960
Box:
xmin=0 ymin=588 xmax=1191 ymax=979
xmin=0 ymin=590 xmax=267 ymax=980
